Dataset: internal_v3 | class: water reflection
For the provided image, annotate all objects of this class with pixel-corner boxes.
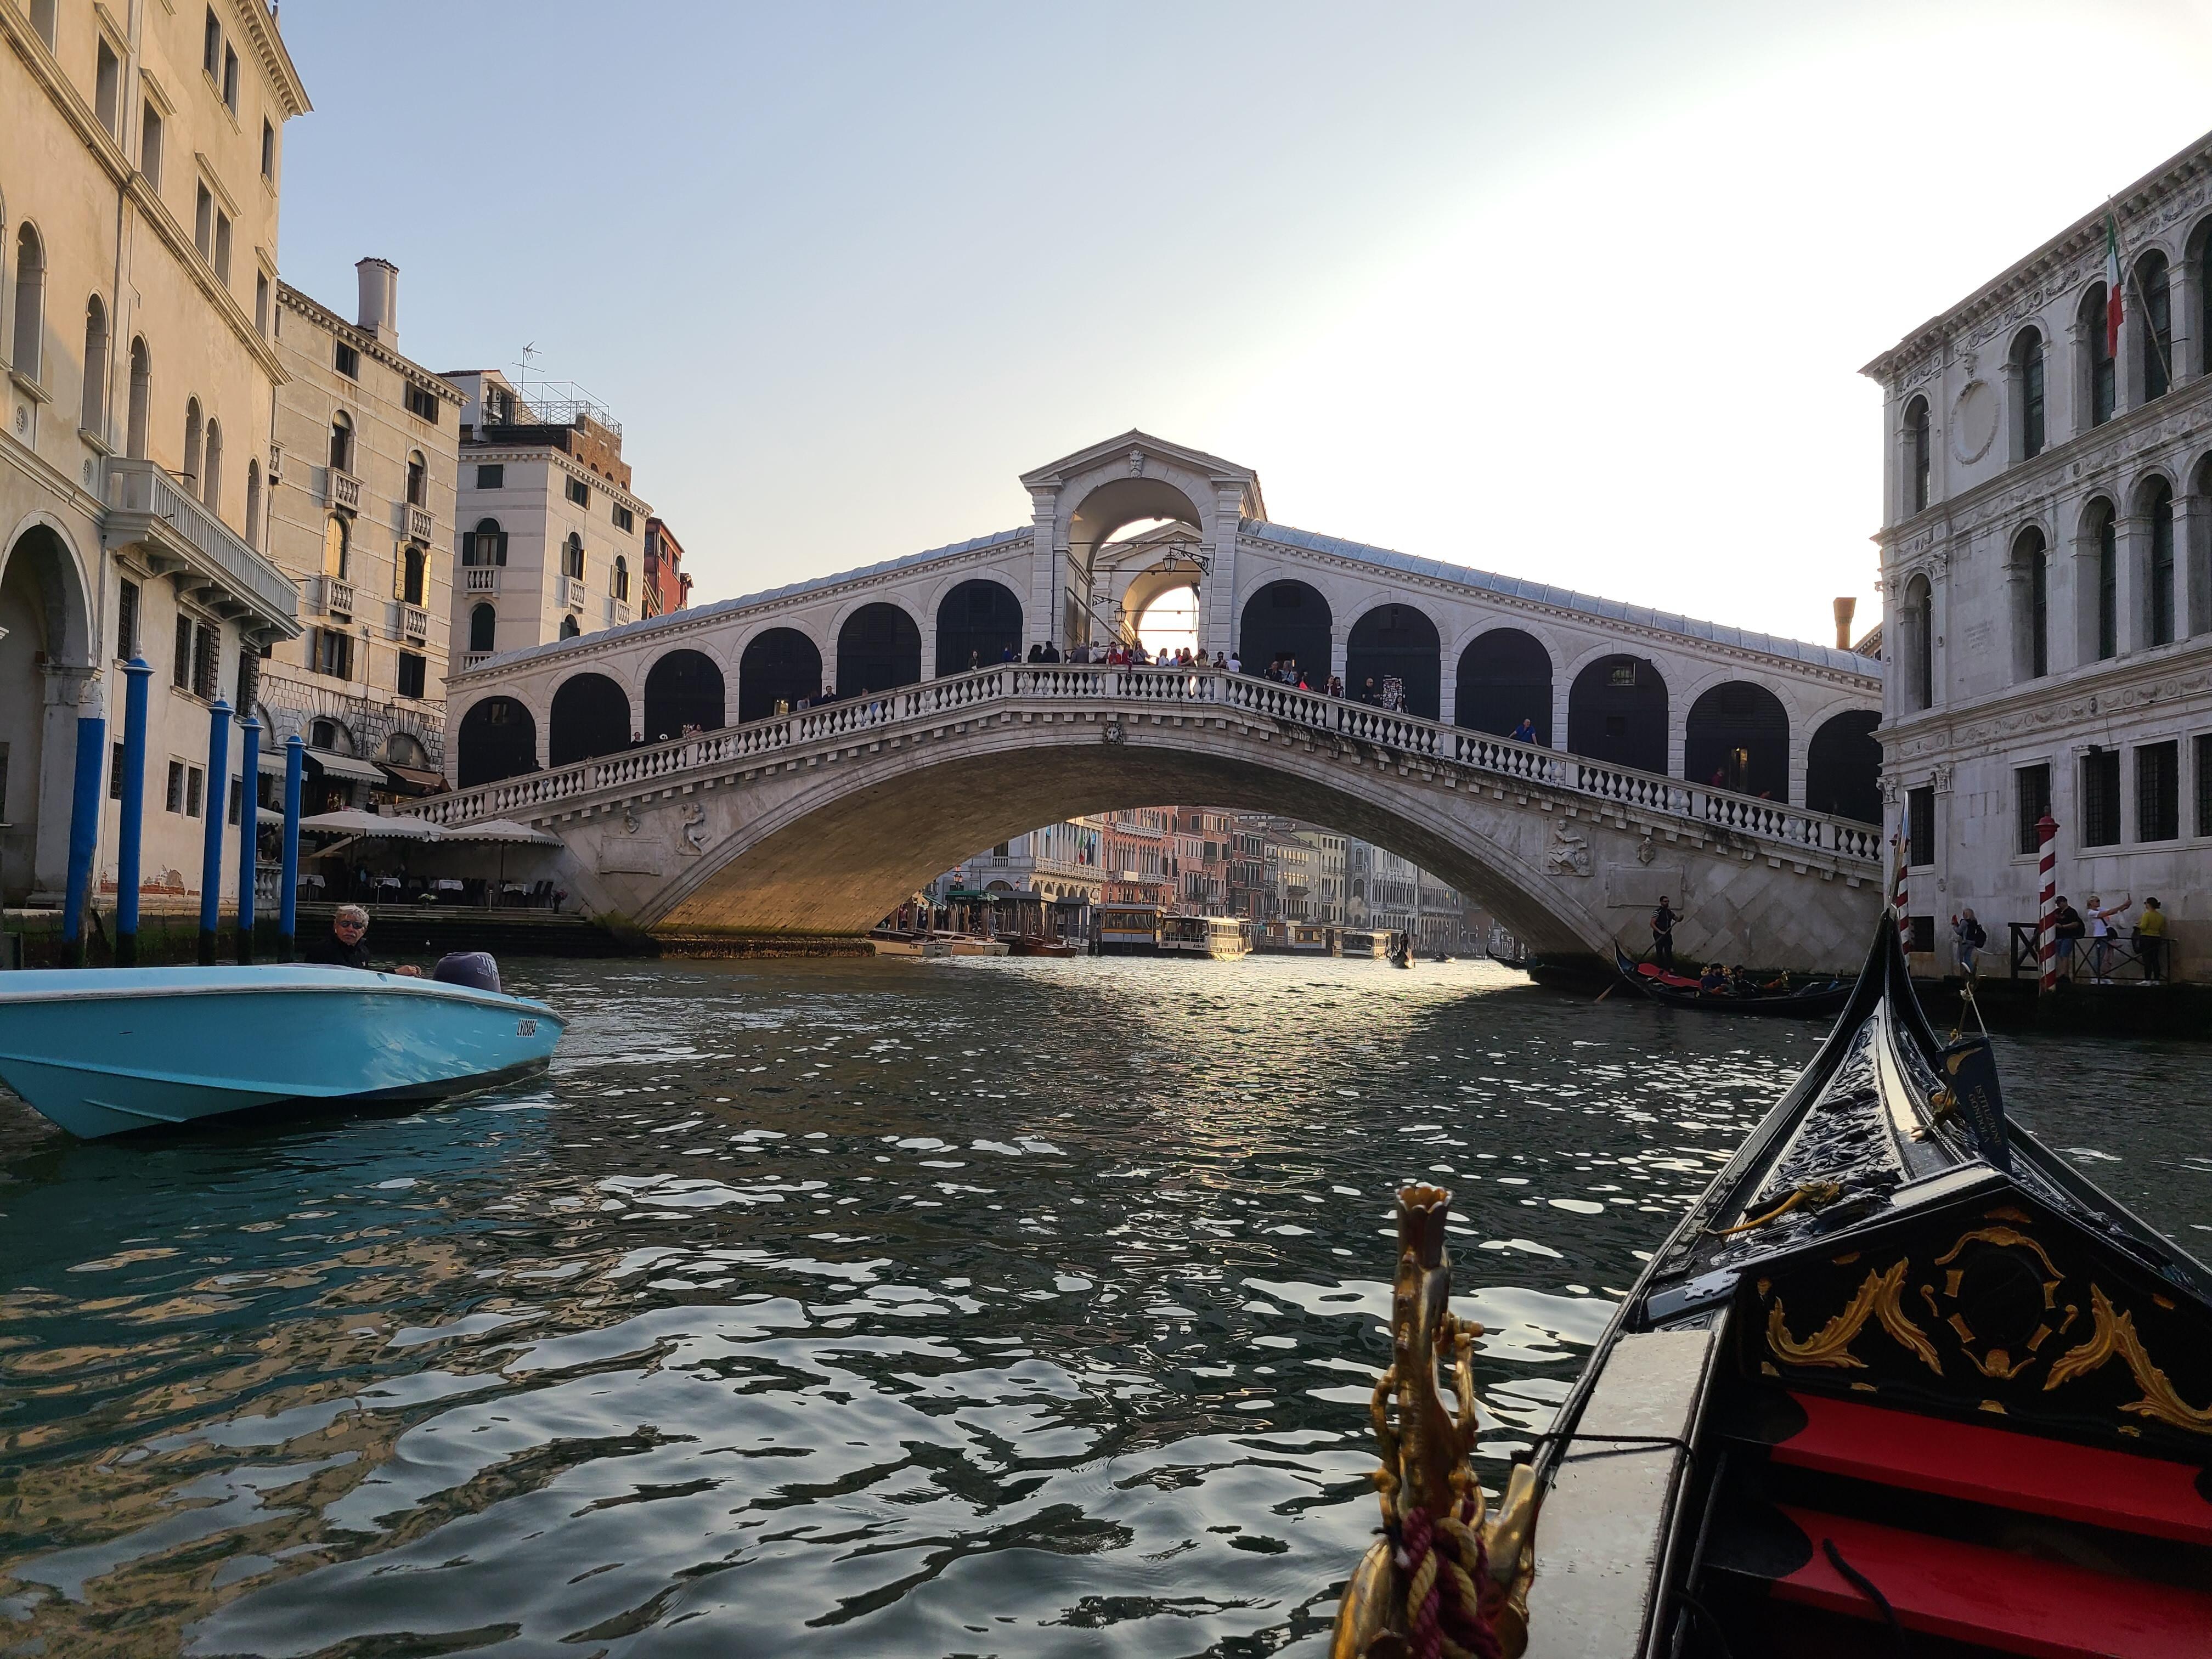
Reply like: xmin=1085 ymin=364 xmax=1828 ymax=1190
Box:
xmin=0 ymin=954 xmax=2200 ymax=1655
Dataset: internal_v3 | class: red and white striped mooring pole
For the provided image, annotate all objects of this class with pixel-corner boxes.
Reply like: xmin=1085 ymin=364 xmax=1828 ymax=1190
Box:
xmin=2036 ymin=812 xmax=2060 ymax=993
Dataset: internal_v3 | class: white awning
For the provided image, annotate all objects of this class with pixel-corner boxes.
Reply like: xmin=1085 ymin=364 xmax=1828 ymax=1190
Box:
xmin=307 ymin=747 xmax=386 ymax=783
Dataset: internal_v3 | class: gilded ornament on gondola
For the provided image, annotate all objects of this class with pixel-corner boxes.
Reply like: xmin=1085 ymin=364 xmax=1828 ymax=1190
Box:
xmin=1767 ymin=1259 xmax=1941 ymax=1375
xmin=1331 ymin=1186 xmax=1534 ymax=1659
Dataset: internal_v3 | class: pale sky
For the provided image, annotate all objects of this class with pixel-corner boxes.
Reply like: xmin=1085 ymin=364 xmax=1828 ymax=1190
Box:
xmin=274 ymin=2 xmax=2212 ymax=648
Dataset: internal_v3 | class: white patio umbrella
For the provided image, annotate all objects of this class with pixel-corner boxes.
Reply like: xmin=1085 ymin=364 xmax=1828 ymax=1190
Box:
xmin=295 ymin=809 xmax=446 ymax=841
xmin=431 ymin=818 xmax=560 ymax=845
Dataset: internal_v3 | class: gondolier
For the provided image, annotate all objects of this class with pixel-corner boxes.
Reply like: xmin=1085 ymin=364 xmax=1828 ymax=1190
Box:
xmin=1650 ymin=896 xmax=1679 ymax=968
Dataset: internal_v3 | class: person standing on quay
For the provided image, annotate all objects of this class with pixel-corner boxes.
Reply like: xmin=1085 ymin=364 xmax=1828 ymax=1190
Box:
xmin=2051 ymin=895 xmax=2086 ymax=983
xmin=2136 ymin=897 xmax=2168 ymax=981
xmin=1953 ymin=907 xmax=1985 ymax=978
xmin=1651 ymin=896 xmax=1679 ymax=970
xmin=2084 ymin=893 xmax=2131 ymax=983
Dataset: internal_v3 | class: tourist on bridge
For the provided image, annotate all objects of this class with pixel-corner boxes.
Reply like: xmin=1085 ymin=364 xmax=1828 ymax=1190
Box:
xmin=2136 ymin=898 xmax=2168 ymax=981
xmin=1328 ymin=675 xmax=1344 ymax=697
xmin=1226 ymin=650 xmax=1242 ymax=674
xmin=1650 ymin=896 xmax=1680 ymax=969
xmin=1042 ymin=640 xmax=1061 ymax=662
xmin=1512 ymin=716 xmax=1538 ymax=743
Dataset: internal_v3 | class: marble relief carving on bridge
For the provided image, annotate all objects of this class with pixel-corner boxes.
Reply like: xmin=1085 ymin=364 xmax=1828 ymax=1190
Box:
xmin=416 ymin=433 xmax=1886 ymax=967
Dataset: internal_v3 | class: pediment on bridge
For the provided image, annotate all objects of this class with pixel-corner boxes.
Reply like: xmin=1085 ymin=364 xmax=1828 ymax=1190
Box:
xmin=1019 ymin=431 xmax=1267 ymax=522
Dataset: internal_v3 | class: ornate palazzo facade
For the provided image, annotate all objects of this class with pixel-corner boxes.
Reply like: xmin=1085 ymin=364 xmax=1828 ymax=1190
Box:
xmin=1865 ymin=131 xmax=2212 ymax=981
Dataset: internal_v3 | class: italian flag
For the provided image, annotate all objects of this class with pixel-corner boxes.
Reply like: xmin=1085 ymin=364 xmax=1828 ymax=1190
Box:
xmin=2106 ymin=216 xmax=2125 ymax=356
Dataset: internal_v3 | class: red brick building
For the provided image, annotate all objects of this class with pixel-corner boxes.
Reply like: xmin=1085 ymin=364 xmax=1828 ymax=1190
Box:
xmin=642 ymin=516 xmax=691 ymax=618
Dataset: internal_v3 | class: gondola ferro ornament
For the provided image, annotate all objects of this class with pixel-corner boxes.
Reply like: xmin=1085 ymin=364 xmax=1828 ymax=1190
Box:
xmin=1332 ymin=1184 xmax=1535 ymax=1659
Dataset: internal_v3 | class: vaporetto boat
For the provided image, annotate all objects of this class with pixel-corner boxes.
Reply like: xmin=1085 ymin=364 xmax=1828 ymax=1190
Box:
xmin=0 ymin=966 xmax=565 ymax=1138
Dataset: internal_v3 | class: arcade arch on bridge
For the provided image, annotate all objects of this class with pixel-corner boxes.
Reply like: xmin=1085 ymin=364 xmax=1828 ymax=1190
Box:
xmin=1455 ymin=627 xmax=1553 ymax=744
xmin=1238 ymin=579 xmax=1331 ymax=684
xmin=1806 ymin=709 xmax=1882 ymax=823
xmin=1684 ymin=680 xmax=1790 ymax=799
xmin=838 ymin=602 xmax=922 ymax=697
xmin=456 ymin=696 xmax=539 ymax=787
xmin=1346 ymin=602 xmax=1441 ymax=717
xmin=1568 ymin=654 xmax=1668 ymax=773
xmin=644 ymin=650 xmax=725 ymax=743
xmin=740 ymin=627 xmax=822 ymax=722
xmin=549 ymin=673 xmax=632 ymax=765
xmin=934 ymin=579 xmax=1022 ymax=675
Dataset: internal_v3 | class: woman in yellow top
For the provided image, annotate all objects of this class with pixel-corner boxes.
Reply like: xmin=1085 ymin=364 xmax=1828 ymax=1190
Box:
xmin=2135 ymin=898 xmax=2168 ymax=981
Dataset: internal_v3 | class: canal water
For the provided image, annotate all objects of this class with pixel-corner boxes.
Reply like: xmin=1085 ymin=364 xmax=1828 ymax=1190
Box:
xmin=1 ymin=955 xmax=2203 ymax=1657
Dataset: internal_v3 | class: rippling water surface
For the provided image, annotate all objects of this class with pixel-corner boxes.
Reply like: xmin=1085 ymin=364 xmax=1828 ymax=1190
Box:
xmin=1 ymin=954 xmax=2204 ymax=1657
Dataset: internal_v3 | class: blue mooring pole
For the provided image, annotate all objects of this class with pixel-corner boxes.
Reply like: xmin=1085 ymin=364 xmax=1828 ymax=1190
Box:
xmin=235 ymin=715 xmax=261 ymax=963
xmin=198 ymin=697 xmax=231 ymax=966
xmin=115 ymin=657 xmax=153 ymax=967
xmin=279 ymin=733 xmax=303 ymax=960
xmin=61 ymin=681 xmax=106 ymax=966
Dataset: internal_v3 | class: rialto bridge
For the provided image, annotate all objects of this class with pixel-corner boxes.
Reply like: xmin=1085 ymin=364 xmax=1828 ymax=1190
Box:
xmin=419 ymin=433 xmax=1889 ymax=968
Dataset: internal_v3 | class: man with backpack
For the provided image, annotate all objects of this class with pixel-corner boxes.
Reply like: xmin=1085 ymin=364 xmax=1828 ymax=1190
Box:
xmin=1953 ymin=909 xmax=1987 ymax=978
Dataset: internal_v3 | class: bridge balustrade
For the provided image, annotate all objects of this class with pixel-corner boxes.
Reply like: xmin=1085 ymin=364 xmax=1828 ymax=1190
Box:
xmin=414 ymin=664 xmax=1880 ymax=866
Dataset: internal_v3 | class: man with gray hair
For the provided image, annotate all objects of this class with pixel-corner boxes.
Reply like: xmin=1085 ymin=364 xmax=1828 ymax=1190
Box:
xmin=306 ymin=905 xmax=421 ymax=975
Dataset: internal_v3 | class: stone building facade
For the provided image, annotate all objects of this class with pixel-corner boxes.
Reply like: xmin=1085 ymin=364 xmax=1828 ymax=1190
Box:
xmin=1864 ymin=129 xmax=2212 ymax=981
xmin=263 ymin=262 xmax=460 ymax=805
xmin=1 ymin=0 xmax=307 ymax=905
xmin=444 ymin=369 xmax=652 ymax=672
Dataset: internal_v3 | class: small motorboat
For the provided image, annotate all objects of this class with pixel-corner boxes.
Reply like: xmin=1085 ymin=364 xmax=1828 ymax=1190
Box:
xmin=1008 ymin=936 xmax=1080 ymax=957
xmin=1614 ymin=944 xmax=1852 ymax=1017
xmin=0 ymin=965 xmax=565 ymax=1139
xmin=868 ymin=930 xmax=951 ymax=958
xmin=1331 ymin=915 xmax=2212 ymax=1657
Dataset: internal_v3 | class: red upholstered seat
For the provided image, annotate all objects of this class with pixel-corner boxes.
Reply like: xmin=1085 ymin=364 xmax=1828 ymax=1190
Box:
xmin=1771 ymin=1506 xmax=2212 ymax=1659
xmin=1769 ymin=1391 xmax=2212 ymax=1546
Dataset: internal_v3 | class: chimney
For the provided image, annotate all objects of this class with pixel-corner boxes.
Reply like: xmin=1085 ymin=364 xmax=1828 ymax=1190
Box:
xmin=1833 ymin=596 xmax=1857 ymax=651
xmin=356 ymin=257 xmax=398 ymax=346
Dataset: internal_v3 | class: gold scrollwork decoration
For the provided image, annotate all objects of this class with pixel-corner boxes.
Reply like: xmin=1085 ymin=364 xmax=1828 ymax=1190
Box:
xmin=2044 ymin=1284 xmax=2212 ymax=1437
xmin=1768 ymin=1260 xmax=1942 ymax=1376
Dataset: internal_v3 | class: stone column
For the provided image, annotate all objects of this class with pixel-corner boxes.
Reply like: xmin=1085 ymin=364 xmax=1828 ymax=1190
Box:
xmin=2064 ymin=515 xmax=2101 ymax=670
xmin=1028 ymin=489 xmax=1058 ymax=655
xmin=1667 ymin=704 xmax=1689 ymax=782
xmin=1551 ymin=679 xmax=1570 ymax=753
xmin=1787 ymin=727 xmax=1810 ymax=810
xmin=1203 ymin=488 xmax=1240 ymax=660
xmin=32 ymin=664 xmax=100 ymax=903
xmin=2116 ymin=296 xmax=2143 ymax=413
xmin=2179 ymin=489 xmax=2212 ymax=639
xmin=2062 ymin=320 xmax=2087 ymax=441
xmin=1437 ymin=653 xmax=1458 ymax=731
xmin=2115 ymin=511 xmax=2148 ymax=655
xmin=2172 ymin=257 xmax=2198 ymax=382
xmin=1330 ymin=621 xmax=1348 ymax=687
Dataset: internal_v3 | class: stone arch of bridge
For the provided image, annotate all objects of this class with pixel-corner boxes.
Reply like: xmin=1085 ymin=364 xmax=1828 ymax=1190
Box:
xmin=1565 ymin=650 xmax=1669 ymax=774
xmin=933 ymin=578 xmax=1024 ymax=674
xmin=1454 ymin=626 xmax=1556 ymax=743
xmin=1237 ymin=578 xmax=1333 ymax=680
xmin=632 ymin=727 xmax=1620 ymax=958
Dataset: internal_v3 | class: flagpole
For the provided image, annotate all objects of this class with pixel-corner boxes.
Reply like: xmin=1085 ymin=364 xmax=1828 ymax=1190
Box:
xmin=2106 ymin=198 xmax=2175 ymax=388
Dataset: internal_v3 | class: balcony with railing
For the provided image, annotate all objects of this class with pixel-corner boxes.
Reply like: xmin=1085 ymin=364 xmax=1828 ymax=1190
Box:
xmin=463 ymin=566 xmax=500 ymax=594
xmin=407 ymin=504 xmax=434 ymax=541
xmin=401 ymin=605 xmax=429 ymax=646
xmin=559 ymin=573 xmax=587 ymax=611
xmin=462 ymin=651 xmax=492 ymax=671
xmin=608 ymin=597 xmax=631 ymax=627
xmin=317 ymin=574 xmax=356 ymax=616
xmin=325 ymin=468 xmax=362 ymax=512
xmin=101 ymin=457 xmax=300 ymax=632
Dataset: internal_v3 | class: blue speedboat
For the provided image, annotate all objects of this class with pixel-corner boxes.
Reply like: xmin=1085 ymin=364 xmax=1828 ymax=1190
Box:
xmin=0 ymin=965 xmax=565 ymax=1138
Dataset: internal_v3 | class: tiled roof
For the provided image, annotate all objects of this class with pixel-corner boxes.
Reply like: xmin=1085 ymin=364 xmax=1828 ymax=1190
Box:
xmin=1242 ymin=521 xmax=1880 ymax=678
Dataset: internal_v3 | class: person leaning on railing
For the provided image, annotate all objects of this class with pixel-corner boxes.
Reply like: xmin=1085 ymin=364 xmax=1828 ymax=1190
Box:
xmin=2135 ymin=898 xmax=2168 ymax=981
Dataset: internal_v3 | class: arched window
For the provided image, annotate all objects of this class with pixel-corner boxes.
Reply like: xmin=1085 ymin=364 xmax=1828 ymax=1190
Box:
xmin=1902 ymin=574 xmax=1933 ymax=711
xmin=2147 ymin=476 xmax=2176 ymax=647
xmin=2097 ymin=500 xmax=2114 ymax=663
xmin=1345 ymin=603 xmax=1441 ymax=717
xmin=613 ymin=555 xmax=629 ymax=600
xmin=2083 ymin=283 xmax=2116 ymax=426
xmin=456 ymin=697 xmax=537 ymax=787
xmin=2011 ymin=328 xmax=2044 ymax=460
xmin=559 ymin=614 xmax=580 ymax=640
xmin=1685 ymin=682 xmax=1791 ymax=799
xmin=1235 ymin=580 xmax=1331 ymax=685
xmin=10 ymin=224 xmax=44 ymax=380
xmin=739 ymin=627 xmax=824 ymax=721
xmin=80 ymin=295 xmax=108 ymax=434
xmin=201 ymin=416 xmax=222 ymax=510
xmin=406 ymin=451 xmax=427 ymax=507
xmin=934 ymin=579 xmax=1023 ymax=675
xmin=563 ymin=533 xmax=584 ymax=580
xmin=468 ymin=602 xmax=496 ymax=654
xmin=2139 ymin=251 xmax=2172 ymax=402
xmin=1567 ymin=655 xmax=1668 ymax=772
xmin=310 ymin=718 xmax=355 ymax=756
xmin=323 ymin=514 xmax=348 ymax=579
xmin=1804 ymin=711 xmax=1882 ymax=824
xmin=1904 ymin=396 xmax=1931 ymax=514
xmin=126 ymin=336 xmax=150 ymax=459
xmin=402 ymin=544 xmax=426 ymax=607
xmin=644 ymin=648 xmax=726 ymax=740
xmin=244 ymin=459 xmax=261 ymax=546
xmin=328 ymin=411 xmax=352 ymax=474
xmin=837 ymin=603 xmax=922 ymax=697
xmin=182 ymin=396 xmax=203 ymax=489
xmin=1454 ymin=628 xmax=1553 ymax=742
xmin=464 ymin=517 xmax=506 ymax=567
xmin=2012 ymin=526 xmax=2048 ymax=680
xmin=549 ymin=673 xmax=632 ymax=764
